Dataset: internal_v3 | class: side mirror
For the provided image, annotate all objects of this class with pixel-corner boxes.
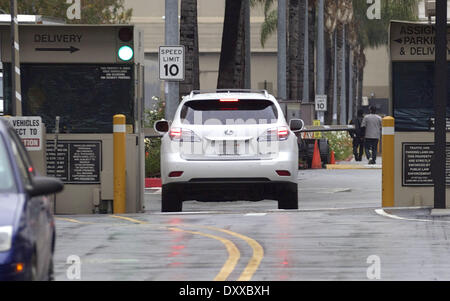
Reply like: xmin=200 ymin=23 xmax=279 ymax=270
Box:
xmin=154 ymin=120 xmax=169 ymax=133
xmin=289 ymin=119 xmax=304 ymax=132
xmin=28 ymin=176 xmax=64 ymax=197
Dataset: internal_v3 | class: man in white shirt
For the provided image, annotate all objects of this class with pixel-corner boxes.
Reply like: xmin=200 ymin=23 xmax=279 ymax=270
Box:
xmin=361 ymin=106 xmax=382 ymax=164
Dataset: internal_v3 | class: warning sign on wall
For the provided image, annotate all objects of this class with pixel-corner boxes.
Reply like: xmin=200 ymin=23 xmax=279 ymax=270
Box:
xmin=5 ymin=116 xmax=43 ymax=151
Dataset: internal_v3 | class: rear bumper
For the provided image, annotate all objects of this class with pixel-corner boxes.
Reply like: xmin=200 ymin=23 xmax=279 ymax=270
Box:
xmin=161 ymin=151 xmax=298 ymax=184
xmin=163 ymin=179 xmax=297 ymax=202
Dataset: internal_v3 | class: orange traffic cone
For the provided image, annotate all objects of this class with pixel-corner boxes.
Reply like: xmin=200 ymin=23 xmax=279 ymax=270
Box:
xmin=311 ymin=140 xmax=322 ymax=169
xmin=330 ymin=150 xmax=336 ymax=165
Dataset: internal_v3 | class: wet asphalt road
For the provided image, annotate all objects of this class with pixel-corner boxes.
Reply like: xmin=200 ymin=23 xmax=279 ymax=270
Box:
xmin=53 ymin=168 xmax=450 ymax=281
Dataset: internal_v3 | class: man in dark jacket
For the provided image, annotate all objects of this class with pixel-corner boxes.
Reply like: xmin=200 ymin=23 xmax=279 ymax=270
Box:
xmin=349 ymin=109 xmax=365 ymax=161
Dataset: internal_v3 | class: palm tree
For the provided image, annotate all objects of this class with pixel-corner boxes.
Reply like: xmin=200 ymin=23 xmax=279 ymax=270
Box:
xmin=255 ymin=0 xmax=311 ymax=100
xmin=0 ymin=0 xmax=132 ymax=23
xmin=217 ymin=0 xmax=246 ymax=89
xmin=179 ymin=0 xmax=200 ymax=99
xmin=351 ymin=0 xmax=419 ymax=109
xmin=256 ymin=0 xmax=419 ymax=122
xmin=308 ymin=0 xmax=317 ymax=103
xmin=287 ymin=0 xmax=302 ymax=100
xmin=324 ymin=0 xmax=337 ymax=124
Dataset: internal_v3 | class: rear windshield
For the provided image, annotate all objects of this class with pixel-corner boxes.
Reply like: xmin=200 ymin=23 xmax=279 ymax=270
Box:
xmin=180 ymin=99 xmax=278 ymax=125
xmin=0 ymin=136 xmax=17 ymax=193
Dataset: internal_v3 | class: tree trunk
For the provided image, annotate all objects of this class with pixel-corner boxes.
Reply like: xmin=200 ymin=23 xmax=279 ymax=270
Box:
xmin=288 ymin=0 xmax=300 ymax=100
xmin=357 ymin=66 xmax=364 ymax=108
xmin=352 ymin=52 xmax=358 ymax=118
xmin=180 ymin=0 xmax=200 ymax=98
xmin=217 ymin=0 xmax=244 ymax=89
xmin=308 ymin=1 xmax=315 ymax=103
xmin=325 ymin=33 xmax=334 ymax=125
xmin=335 ymin=23 xmax=343 ymax=124
xmin=345 ymin=41 xmax=350 ymax=123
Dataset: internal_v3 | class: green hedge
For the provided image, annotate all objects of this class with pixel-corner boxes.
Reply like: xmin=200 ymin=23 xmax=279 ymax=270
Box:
xmin=145 ymin=98 xmax=165 ymax=178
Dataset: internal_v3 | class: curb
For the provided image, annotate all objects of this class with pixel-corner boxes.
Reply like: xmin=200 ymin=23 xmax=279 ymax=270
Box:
xmin=326 ymin=164 xmax=381 ymax=170
xmin=145 ymin=178 xmax=162 ymax=188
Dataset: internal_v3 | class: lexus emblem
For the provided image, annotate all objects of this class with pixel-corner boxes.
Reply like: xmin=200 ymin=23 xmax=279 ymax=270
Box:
xmin=224 ymin=129 xmax=234 ymax=135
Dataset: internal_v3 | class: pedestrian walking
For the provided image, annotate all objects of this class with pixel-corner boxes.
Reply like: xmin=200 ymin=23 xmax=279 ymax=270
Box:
xmin=349 ymin=109 xmax=365 ymax=161
xmin=361 ymin=106 xmax=382 ymax=164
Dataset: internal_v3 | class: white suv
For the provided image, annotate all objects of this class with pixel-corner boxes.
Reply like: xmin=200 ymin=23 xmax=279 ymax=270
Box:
xmin=155 ymin=89 xmax=304 ymax=212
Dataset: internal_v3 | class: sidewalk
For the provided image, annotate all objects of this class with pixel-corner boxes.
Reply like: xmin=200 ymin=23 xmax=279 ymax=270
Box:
xmin=326 ymin=156 xmax=382 ymax=169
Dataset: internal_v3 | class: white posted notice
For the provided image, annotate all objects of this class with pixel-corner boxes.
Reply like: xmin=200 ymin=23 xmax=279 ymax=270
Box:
xmin=6 ymin=116 xmax=43 ymax=151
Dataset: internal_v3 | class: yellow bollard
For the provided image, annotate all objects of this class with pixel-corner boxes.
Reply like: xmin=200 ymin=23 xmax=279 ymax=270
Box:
xmin=113 ymin=114 xmax=126 ymax=214
xmin=382 ymin=116 xmax=395 ymax=207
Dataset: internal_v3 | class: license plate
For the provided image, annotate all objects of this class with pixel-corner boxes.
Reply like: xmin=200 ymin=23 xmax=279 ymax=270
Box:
xmin=217 ymin=140 xmax=240 ymax=155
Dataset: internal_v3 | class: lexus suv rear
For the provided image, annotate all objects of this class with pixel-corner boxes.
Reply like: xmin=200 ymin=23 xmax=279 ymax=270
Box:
xmin=154 ymin=90 xmax=304 ymax=212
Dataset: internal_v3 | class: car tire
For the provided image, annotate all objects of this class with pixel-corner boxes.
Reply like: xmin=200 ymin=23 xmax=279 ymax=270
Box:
xmin=161 ymin=186 xmax=182 ymax=212
xmin=278 ymin=188 xmax=298 ymax=210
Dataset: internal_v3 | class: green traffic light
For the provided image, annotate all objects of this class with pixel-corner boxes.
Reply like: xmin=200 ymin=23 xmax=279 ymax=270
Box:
xmin=118 ymin=45 xmax=134 ymax=61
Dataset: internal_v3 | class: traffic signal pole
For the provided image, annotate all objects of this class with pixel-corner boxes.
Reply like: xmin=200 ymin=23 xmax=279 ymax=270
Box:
xmin=10 ymin=0 xmax=21 ymax=116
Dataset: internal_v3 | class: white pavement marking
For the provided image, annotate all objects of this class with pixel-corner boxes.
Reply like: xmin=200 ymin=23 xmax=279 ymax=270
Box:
xmin=300 ymin=188 xmax=352 ymax=194
xmin=375 ymin=208 xmax=450 ymax=224
xmin=144 ymin=187 xmax=161 ymax=194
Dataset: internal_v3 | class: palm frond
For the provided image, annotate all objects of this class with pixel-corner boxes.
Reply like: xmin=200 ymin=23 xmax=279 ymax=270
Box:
xmin=260 ymin=8 xmax=277 ymax=47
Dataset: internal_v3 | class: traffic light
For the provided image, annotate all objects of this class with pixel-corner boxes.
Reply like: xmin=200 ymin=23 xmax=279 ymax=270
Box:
xmin=117 ymin=27 xmax=134 ymax=62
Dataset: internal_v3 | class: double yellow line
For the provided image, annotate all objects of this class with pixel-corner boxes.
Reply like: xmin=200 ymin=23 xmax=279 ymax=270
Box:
xmin=109 ymin=215 xmax=264 ymax=281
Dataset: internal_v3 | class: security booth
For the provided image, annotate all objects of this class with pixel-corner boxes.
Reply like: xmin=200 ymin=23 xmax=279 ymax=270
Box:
xmin=0 ymin=24 xmax=145 ymax=214
xmin=389 ymin=20 xmax=449 ymax=208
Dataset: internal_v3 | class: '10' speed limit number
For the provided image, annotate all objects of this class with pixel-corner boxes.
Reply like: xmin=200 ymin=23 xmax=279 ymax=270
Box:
xmin=159 ymin=46 xmax=185 ymax=81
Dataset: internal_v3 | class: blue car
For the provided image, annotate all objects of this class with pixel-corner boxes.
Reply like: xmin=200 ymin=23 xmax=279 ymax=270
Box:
xmin=0 ymin=118 xmax=63 ymax=281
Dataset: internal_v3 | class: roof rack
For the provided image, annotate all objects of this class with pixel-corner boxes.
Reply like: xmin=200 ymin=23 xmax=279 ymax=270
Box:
xmin=189 ymin=89 xmax=269 ymax=99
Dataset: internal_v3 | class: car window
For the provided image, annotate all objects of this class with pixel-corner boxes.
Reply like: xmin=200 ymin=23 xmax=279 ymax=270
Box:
xmin=0 ymin=135 xmax=17 ymax=193
xmin=180 ymin=99 xmax=278 ymax=125
xmin=7 ymin=128 xmax=33 ymax=188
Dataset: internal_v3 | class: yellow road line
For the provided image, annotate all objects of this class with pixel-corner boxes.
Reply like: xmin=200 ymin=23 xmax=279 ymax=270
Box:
xmin=109 ymin=215 xmax=241 ymax=281
xmin=109 ymin=215 xmax=148 ymax=224
xmin=109 ymin=215 xmax=264 ymax=281
xmin=55 ymin=217 xmax=90 ymax=224
xmin=168 ymin=227 xmax=240 ymax=281
xmin=191 ymin=225 xmax=264 ymax=281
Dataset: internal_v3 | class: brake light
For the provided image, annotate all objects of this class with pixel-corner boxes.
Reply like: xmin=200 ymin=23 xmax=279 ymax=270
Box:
xmin=220 ymin=98 xmax=239 ymax=102
xmin=169 ymin=128 xmax=182 ymax=140
xmin=278 ymin=127 xmax=289 ymax=141
xmin=169 ymin=171 xmax=184 ymax=177
xmin=169 ymin=128 xmax=201 ymax=142
xmin=276 ymin=170 xmax=291 ymax=176
xmin=258 ymin=127 xmax=290 ymax=142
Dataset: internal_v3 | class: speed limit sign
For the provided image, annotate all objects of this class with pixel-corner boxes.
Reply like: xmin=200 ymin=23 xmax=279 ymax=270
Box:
xmin=159 ymin=45 xmax=185 ymax=81
xmin=315 ymin=94 xmax=327 ymax=112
